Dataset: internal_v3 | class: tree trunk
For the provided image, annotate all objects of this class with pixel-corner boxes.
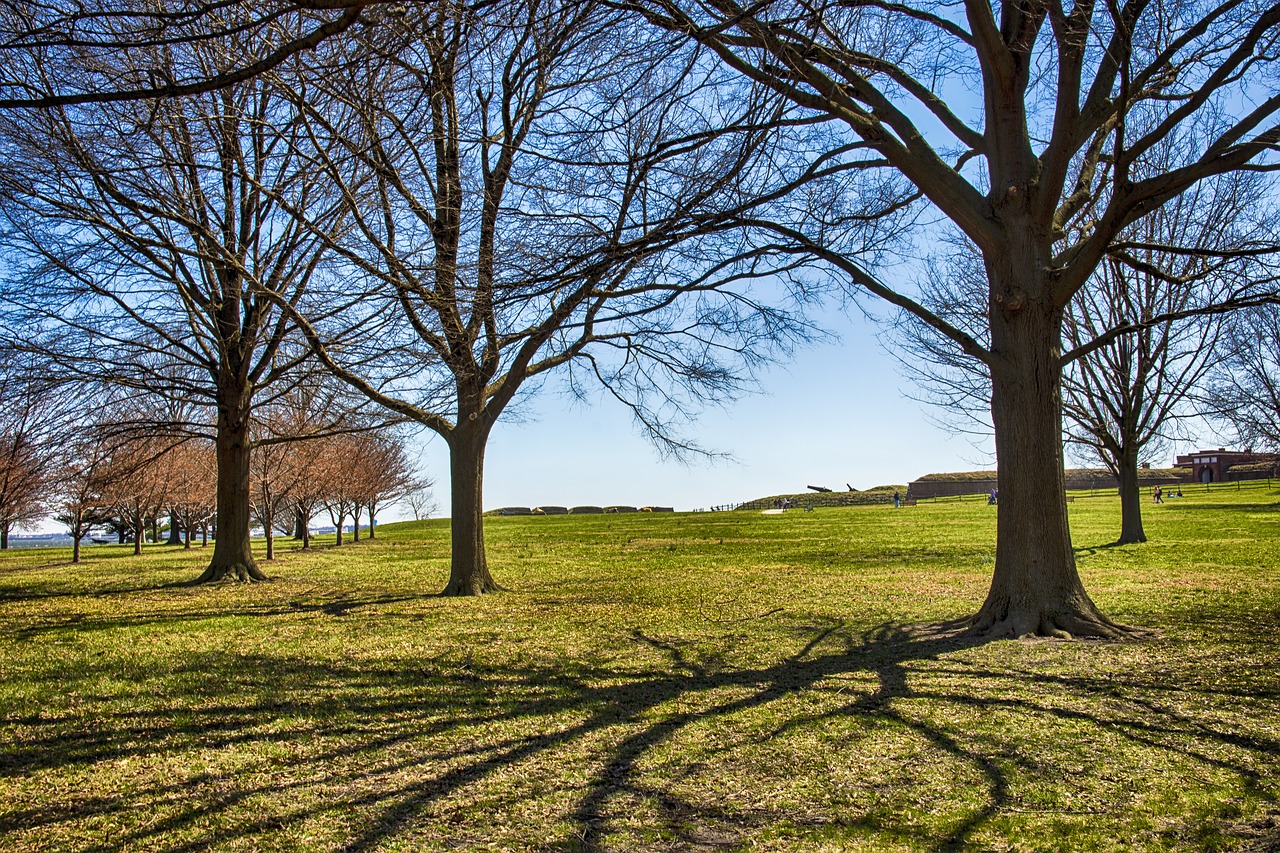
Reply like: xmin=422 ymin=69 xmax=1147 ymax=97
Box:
xmin=970 ymin=274 xmax=1138 ymax=639
xmin=299 ymin=506 xmax=311 ymax=550
xmin=333 ymin=511 xmax=344 ymax=546
xmin=441 ymin=425 xmax=504 ymax=596
xmin=195 ymin=395 xmax=266 ymax=583
xmin=1114 ymin=446 xmax=1147 ymax=545
xmin=264 ymin=500 xmax=275 ymax=562
xmin=367 ymin=501 xmax=377 ymax=539
xmin=133 ymin=517 xmax=143 ymax=556
xmin=166 ymin=511 xmax=183 ymax=545
xmin=293 ymin=506 xmax=306 ymax=540
xmin=352 ymin=505 xmax=361 ymax=542
xmin=1 ymin=522 xmax=8 ymax=550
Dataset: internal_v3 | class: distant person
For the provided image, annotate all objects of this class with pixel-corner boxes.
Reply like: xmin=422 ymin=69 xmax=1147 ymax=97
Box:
xmin=1153 ymin=485 xmax=1163 ymax=504
xmin=893 ymin=491 xmax=901 ymax=509
xmin=1176 ymin=486 xmax=1184 ymax=498
xmin=988 ymin=488 xmax=998 ymax=505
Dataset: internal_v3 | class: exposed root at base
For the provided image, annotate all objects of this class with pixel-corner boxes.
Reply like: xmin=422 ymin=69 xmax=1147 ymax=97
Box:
xmin=437 ymin=580 xmax=508 ymax=597
xmin=193 ymin=562 xmax=269 ymax=584
xmin=963 ymin=606 xmax=1154 ymax=642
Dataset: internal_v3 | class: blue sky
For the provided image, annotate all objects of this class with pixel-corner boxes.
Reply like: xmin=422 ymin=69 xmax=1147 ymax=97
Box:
xmin=403 ymin=304 xmax=1229 ymax=519
xmin=405 ymin=308 xmax=997 ymax=518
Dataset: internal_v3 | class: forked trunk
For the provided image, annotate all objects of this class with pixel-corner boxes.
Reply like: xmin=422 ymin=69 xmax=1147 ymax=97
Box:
xmin=195 ymin=396 xmax=266 ymax=583
xmin=971 ymin=276 xmax=1139 ymax=639
xmin=1114 ymin=447 xmax=1147 ymax=545
xmin=441 ymin=425 xmax=504 ymax=596
xmin=367 ymin=502 xmax=377 ymax=539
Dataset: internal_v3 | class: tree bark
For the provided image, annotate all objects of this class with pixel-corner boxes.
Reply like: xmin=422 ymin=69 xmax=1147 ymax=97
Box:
xmin=293 ymin=506 xmax=306 ymax=539
xmin=166 ymin=511 xmax=183 ymax=545
xmin=195 ymin=394 xmax=266 ymax=583
xmin=0 ymin=522 xmax=8 ymax=550
xmin=367 ymin=501 xmax=377 ymax=539
xmin=440 ymin=424 xmax=504 ymax=596
xmin=970 ymin=282 xmax=1137 ymax=639
xmin=71 ymin=513 xmax=82 ymax=564
xmin=264 ymin=499 xmax=275 ymax=561
xmin=1114 ymin=446 xmax=1147 ymax=545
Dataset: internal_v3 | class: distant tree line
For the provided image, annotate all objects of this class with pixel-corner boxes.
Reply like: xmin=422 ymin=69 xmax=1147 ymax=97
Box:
xmin=0 ymin=357 xmax=429 ymax=564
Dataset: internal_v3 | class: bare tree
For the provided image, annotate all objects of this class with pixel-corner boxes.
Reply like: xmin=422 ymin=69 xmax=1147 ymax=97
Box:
xmin=279 ymin=0 xmax=886 ymax=595
xmin=900 ymin=165 xmax=1277 ymax=546
xmin=629 ymin=0 xmax=1280 ymax=637
xmin=317 ymin=436 xmax=359 ymax=546
xmin=0 ymin=355 xmax=66 ymax=548
xmin=347 ymin=431 xmax=421 ymax=539
xmin=165 ymin=439 xmax=218 ymax=549
xmin=98 ymin=431 xmax=174 ymax=556
xmin=0 ymin=32 xmax=351 ymax=581
xmin=1061 ymin=168 xmax=1278 ymax=543
xmin=403 ymin=476 xmax=439 ymax=521
xmin=249 ymin=416 xmax=303 ymax=562
xmin=1206 ymin=305 xmax=1280 ymax=452
xmin=51 ymin=426 xmax=117 ymax=564
xmin=0 ymin=2 xmax=366 ymax=109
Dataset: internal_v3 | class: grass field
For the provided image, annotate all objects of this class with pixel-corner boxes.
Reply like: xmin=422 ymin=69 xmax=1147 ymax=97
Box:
xmin=1 ymin=484 xmax=1278 ymax=851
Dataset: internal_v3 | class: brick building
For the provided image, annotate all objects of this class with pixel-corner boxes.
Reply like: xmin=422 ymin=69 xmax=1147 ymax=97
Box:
xmin=1174 ymin=449 xmax=1279 ymax=483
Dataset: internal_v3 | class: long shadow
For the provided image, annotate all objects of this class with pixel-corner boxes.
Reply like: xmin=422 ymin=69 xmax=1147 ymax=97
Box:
xmin=0 ymin=578 xmax=193 ymax=605
xmin=3 ymin=619 xmax=1276 ymax=851
xmin=6 ymin=593 xmax=426 ymax=639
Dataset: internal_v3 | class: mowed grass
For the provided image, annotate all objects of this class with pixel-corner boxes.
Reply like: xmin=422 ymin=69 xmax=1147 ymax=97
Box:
xmin=1 ymin=485 xmax=1278 ymax=852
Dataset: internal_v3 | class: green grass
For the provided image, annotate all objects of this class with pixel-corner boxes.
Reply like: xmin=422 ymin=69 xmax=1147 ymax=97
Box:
xmin=1 ymin=483 xmax=1278 ymax=851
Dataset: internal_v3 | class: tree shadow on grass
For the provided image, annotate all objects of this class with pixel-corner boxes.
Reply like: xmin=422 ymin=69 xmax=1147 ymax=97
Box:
xmin=2 ymin=619 xmax=1276 ymax=852
xmin=0 ymin=578 xmax=193 ymax=605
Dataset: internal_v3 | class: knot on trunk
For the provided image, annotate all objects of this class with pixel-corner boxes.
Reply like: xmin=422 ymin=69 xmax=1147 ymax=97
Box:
xmin=994 ymin=289 xmax=1027 ymax=313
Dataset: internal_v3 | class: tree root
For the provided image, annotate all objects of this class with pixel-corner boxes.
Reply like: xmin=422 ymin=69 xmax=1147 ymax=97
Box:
xmin=438 ymin=577 xmax=507 ymax=596
xmin=435 ymin=571 xmax=504 ymax=596
xmin=193 ymin=562 xmax=268 ymax=584
xmin=964 ymin=603 xmax=1152 ymax=642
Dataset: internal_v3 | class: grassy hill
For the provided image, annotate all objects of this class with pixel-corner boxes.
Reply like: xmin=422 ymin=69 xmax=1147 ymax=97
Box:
xmin=0 ymin=481 xmax=1277 ymax=851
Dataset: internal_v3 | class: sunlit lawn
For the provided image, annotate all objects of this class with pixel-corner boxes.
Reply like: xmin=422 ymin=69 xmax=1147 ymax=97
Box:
xmin=1 ymin=483 xmax=1277 ymax=851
